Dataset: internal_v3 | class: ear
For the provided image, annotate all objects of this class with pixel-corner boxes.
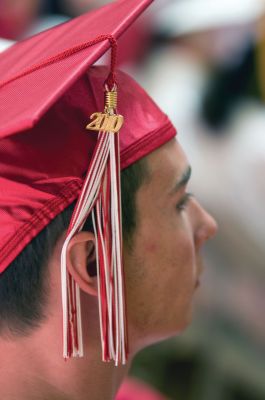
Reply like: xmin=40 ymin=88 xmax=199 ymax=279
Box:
xmin=66 ymin=231 xmax=97 ymax=296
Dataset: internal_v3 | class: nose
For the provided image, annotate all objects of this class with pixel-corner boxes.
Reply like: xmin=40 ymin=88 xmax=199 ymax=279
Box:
xmin=193 ymin=201 xmax=218 ymax=248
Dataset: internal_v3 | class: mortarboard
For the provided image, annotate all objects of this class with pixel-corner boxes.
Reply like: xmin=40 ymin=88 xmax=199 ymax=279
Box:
xmin=0 ymin=0 xmax=176 ymax=365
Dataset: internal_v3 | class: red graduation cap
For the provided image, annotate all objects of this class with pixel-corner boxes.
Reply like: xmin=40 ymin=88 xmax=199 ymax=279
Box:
xmin=0 ymin=0 xmax=176 ymax=364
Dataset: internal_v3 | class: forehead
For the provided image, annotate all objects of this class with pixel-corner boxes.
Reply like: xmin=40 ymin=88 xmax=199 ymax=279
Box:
xmin=146 ymin=137 xmax=189 ymax=192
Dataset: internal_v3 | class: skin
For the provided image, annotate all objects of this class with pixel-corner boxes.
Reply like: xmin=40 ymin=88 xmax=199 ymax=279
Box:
xmin=124 ymin=138 xmax=217 ymax=350
xmin=0 ymin=137 xmax=217 ymax=399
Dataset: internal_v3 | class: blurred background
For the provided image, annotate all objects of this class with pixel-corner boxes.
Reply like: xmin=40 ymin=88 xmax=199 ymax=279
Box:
xmin=1 ymin=1 xmax=265 ymax=399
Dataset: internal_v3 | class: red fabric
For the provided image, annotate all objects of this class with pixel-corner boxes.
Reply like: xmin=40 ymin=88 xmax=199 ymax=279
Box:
xmin=0 ymin=34 xmax=118 ymax=91
xmin=0 ymin=0 xmax=153 ymax=138
xmin=117 ymin=378 xmax=167 ymax=400
xmin=0 ymin=66 xmax=176 ymax=273
xmin=0 ymin=0 xmax=176 ymax=275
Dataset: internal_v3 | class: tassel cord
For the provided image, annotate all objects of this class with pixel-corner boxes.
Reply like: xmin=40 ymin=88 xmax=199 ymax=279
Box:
xmin=61 ymin=132 xmax=110 ymax=358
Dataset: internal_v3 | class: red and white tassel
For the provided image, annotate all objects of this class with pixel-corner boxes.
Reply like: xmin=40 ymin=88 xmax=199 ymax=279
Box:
xmin=61 ymin=85 xmax=127 ymax=364
xmin=0 ymin=31 xmax=126 ymax=362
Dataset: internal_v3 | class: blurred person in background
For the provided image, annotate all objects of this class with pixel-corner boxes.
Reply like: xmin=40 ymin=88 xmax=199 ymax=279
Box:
xmin=0 ymin=0 xmax=68 ymax=39
xmin=58 ymin=0 xmax=111 ymax=16
xmin=125 ymin=1 xmax=265 ymax=399
xmin=0 ymin=0 xmax=41 ymax=39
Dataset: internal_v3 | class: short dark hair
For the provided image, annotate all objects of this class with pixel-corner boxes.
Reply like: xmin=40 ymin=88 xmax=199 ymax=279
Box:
xmin=0 ymin=157 xmax=148 ymax=336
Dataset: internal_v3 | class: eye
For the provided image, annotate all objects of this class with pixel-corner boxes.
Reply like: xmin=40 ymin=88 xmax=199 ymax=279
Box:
xmin=176 ymin=192 xmax=193 ymax=212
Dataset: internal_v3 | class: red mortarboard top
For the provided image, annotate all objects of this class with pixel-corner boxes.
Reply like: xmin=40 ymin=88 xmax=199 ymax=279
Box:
xmin=0 ymin=0 xmax=153 ymax=137
xmin=0 ymin=0 xmax=176 ymax=363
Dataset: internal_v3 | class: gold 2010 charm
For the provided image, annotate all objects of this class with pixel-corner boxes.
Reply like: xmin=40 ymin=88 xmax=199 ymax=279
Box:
xmin=86 ymin=112 xmax=124 ymax=133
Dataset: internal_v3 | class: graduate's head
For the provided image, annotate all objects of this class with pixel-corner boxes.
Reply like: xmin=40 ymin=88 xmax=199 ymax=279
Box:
xmin=0 ymin=0 xmax=217 ymax=364
xmin=0 ymin=153 xmax=148 ymax=337
xmin=0 ymin=132 xmax=217 ymax=348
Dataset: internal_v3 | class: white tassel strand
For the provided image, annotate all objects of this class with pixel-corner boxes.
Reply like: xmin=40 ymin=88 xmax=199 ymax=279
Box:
xmin=61 ymin=93 xmax=127 ymax=364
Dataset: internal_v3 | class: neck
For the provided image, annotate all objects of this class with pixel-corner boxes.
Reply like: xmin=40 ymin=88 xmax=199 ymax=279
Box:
xmin=0 ymin=332 xmax=130 ymax=400
xmin=0 ymin=292 xmax=130 ymax=400
xmin=0 ymin=241 xmax=131 ymax=400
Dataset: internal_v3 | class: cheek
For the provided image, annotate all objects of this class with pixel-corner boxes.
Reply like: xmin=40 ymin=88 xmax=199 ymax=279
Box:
xmin=144 ymin=216 xmax=196 ymax=273
xmin=138 ymin=222 xmax=196 ymax=309
xmin=123 ymin=212 xmax=197 ymax=338
xmin=144 ymin=241 xmax=158 ymax=253
xmin=165 ymin=234 xmax=196 ymax=297
xmin=150 ymin=220 xmax=197 ymax=316
xmin=175 ymin=229 xmax=197 ymax=280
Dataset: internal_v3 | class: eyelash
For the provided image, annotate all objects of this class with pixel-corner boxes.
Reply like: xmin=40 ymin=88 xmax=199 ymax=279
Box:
xmin=176 ymin=192 xmax=193 ymax=212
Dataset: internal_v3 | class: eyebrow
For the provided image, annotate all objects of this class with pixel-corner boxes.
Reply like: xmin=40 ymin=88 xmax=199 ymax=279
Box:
xmin=170 ymin=165 xmax=192 ymax=194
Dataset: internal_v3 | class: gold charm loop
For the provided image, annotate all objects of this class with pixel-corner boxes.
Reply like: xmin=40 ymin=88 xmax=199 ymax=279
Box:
xmin=86 ymin=88 xmax=124 ymax=133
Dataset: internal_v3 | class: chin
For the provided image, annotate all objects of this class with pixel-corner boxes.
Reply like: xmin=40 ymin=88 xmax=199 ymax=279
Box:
xmin=135 ymin=322 xmax=193 ymax=352
xmin=128 ymin=305 xmax=194 ymax=353
xmin=168 ymin=307 xmax=194 ymax=336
